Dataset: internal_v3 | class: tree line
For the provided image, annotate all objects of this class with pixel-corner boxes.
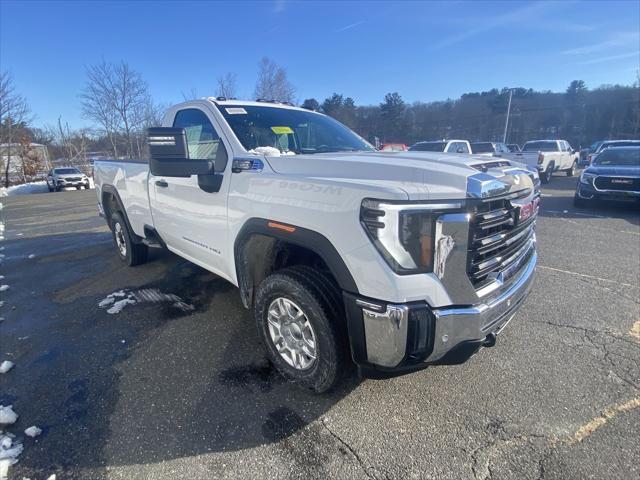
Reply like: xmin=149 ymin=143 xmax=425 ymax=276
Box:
xmin=1 ymin=58 xmax=638 ymax=187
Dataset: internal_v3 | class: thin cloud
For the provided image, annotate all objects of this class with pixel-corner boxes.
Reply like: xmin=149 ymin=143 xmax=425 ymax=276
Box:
xmin=562 ymin=32 xmax=640 ymax=55
xmin=432 ymin=1 xmax=556 ymax=50
xmin=273 ymin=0 xmax=286 ymax=13
xmin=578 ymin=51 xmax=639 ymax=65
xmin=337 ymin=20 xmax=366 ymax=32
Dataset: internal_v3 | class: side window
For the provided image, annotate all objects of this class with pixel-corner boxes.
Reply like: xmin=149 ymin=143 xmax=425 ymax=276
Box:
xmin=458 ymin=142 xmax=470 ymax=154
xmin=173 ymin=109 xmax=220 ymax=161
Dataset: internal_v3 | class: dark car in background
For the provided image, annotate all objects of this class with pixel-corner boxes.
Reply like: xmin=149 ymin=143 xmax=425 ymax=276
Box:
xmin=574 ymin=146 xmax=640 ymax=207
xmin=583 ymin=140 xmax=640 ymax=166
xmin=579 ymin=140 xmax=603 ymax=166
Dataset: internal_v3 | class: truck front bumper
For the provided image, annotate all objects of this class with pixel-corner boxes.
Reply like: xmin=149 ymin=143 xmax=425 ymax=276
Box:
xmin=344 ymin=250 xmax=537 ymax=378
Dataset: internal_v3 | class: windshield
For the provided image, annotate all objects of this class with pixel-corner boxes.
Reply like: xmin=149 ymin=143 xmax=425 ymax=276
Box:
xmin=507 ymin=144 xmax=520 ymax=152
xmin=54 ymin=168 xmax=81 ymax=175
xmin=470 ymin=142 xmax=495 ymax=153
xmin=522 ymin=141 xmax=558 ymax=152
xmin=409 ymin=142 xmax=446 ymax=152
xmin=598 ymin=141 xmax=640 ymax=152
xmin=217 ymin=105 xmax=373 ymax=154
xmin=593 ymin=148 xmax=640 ymax=166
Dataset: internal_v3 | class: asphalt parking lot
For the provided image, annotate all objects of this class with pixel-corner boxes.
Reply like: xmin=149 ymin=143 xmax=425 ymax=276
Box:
xmin=1 ymin=174 xmax=638 ymax=480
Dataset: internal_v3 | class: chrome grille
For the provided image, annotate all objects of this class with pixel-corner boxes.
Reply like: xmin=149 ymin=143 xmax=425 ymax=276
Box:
xmin=468 ymin=195 xmax=537 ymax=289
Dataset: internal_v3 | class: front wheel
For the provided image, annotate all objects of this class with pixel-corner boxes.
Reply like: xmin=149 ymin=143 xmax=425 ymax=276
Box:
xmin=110 ymin=212 xmax=148 ymax=266
xmin=566 ymin=161 xmax=577 ymax=177
xmin=254 ymin=266 xmax=346 ymax=393
xmin=541 ymin=165 xmax=553 ymax=184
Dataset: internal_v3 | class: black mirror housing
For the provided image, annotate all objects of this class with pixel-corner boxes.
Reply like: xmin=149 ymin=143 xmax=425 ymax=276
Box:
xmin=147 ymin=127 xmax=189 ymax=159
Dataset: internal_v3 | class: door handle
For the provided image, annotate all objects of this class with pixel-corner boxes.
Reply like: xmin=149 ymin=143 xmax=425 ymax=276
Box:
xmin=155 ymin=180 xmax=168 ymax=188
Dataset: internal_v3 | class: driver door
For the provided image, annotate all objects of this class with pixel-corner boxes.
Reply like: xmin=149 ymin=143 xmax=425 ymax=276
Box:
xmin=149 ymin=107 xmax=233 ymax=281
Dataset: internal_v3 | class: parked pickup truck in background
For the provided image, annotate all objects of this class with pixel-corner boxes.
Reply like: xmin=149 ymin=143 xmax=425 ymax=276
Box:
xmin=94 ymin=98 xmax=539 ymax=392
xmin=503 ymin=139 xmax=578 ymax=183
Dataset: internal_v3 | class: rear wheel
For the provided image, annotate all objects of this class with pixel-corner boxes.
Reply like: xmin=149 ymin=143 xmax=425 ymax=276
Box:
xmin=76 ymin=186 xmax=81 ymax=190
xmin=110 ymin=212 xmax=148 ymax=266
xmin=254 ymin=266 xmax=347 ymax=393
xmin=541 ymin=164 xmax=553 ymax=184
xmin=566 ymin=161 xmax=577 ymax=177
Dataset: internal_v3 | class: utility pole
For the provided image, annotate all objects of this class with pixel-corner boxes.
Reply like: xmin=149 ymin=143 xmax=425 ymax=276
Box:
xmin=502 ymin=89 xmax=513 ymax=143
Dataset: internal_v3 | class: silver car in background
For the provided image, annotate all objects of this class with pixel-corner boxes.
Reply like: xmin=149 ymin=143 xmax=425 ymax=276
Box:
xmin=46 ymin=167 xmax=90 ymax=192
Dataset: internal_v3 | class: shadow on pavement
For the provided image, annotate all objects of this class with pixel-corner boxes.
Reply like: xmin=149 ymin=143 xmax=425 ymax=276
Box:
xmin=2 ymin=232 xmax=359 ymax=478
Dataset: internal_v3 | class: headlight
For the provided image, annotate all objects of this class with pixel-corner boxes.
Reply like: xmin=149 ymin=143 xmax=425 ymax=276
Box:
xmin=360 ymin=199 xmax=462 ymax=274
xmin=580 ymin=172 xmax=596 ymax=185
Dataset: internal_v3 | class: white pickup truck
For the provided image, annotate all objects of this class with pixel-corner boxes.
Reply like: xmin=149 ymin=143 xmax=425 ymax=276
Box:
xmin=503 ymin=139 xmax=579 ymax=183
xmin=94 ymin=98 xmax=539 ymax=392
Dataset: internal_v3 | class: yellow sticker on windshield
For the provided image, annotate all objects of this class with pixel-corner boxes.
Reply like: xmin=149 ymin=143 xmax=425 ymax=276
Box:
xmin=271 ymin=126 xmax=294 ymax=135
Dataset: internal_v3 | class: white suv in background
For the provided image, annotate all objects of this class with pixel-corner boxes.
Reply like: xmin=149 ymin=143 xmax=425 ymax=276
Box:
xmin=409 ymin=139 xmax=472 ymax=154
xmin=46 ymin=167 xmax=91 ymax=192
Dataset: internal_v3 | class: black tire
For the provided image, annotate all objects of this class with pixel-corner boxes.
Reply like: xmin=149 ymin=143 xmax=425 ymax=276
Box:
xmin=54 ymin=186 xmax=61 ymax=192
xmin=541 ymin=164 xmax=553 ymax=184
xmin=85 ymin=183 xmax=91 ymax=189
xmin=47 ymin=184 xmax=53 ymax=192
xmin=76 ymin=186 xmax=81 ymax=190
xmin=254 ymin=266 xmax=347 ymax=393
xmin=566 ymin=161 xmax=577 ymax=177
xmin=110 ymin=212 xmax=148 ymax=266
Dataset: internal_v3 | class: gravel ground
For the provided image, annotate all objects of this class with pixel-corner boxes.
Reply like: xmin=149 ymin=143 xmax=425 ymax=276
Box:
xmin=0 ymin=172 xmax=638 ymax=480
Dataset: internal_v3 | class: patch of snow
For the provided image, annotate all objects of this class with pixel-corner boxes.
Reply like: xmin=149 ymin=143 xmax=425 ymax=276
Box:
xmin=27 ymin=254 xmax=35 ymax=259
xmin=247 ymin=146 xmax=295 ymax=157
xmin=107 ymin=298 xmax=136 ymax=314
xmin=0 ymin=286 xmax=8 ymax=292
xmin=0 ymin=431 xmax=23 ymax=480
xmin=0 ymin=361 xmax=14 ymax=374
xmin=0 ymin=406 xmax=18 ymax=425
xmin=0 ymin=181 xmax=48 ymax=197
xmin=24 ymin=427 xmax=41 ymax=438
xmin=98 ymin=288 xmax=194 ymax=315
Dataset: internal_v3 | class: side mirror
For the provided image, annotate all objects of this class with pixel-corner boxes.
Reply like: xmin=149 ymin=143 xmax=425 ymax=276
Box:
xmin=147 ymin=127 xmax=214 ymax=177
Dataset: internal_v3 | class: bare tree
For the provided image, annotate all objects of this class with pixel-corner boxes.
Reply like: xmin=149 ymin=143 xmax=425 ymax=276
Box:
xmin=253 ymin=57 xmax=295 ymax=103
xmin=181 ymin=88 xmax=200 ymax=101
xmin=216 ymin=72 xmax=238 ymax=98
xmin=0 ymin=71 xmax=32 ymax=187
xmin=80 ymin=60 xmax=154 ymax=159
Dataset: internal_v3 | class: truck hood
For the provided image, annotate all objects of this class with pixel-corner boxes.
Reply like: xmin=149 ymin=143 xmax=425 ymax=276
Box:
xmin=585 ymin=164 xmax=640 ymax=176
xmin=263 ymin=151 xmax=534 ymax=201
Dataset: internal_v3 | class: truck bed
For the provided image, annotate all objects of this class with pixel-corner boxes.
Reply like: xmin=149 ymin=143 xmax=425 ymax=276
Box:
xmin=94 ymin=160 xmax=152 ymax=237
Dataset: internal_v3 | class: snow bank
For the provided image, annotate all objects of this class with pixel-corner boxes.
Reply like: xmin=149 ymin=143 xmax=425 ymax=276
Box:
xmin=247 ymin=146 xmax=295 ymax=157
xmin=98 ymin=288 xmax=194 ymax=314
xmin=0 ymin=361 xmax=14 ymax=374
xmin=0 ymin=182 xmax=48 ymax=197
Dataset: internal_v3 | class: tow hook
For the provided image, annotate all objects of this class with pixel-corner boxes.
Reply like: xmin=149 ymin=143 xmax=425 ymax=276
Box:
xmin=482 ymin=333 xmax=497 ymax=348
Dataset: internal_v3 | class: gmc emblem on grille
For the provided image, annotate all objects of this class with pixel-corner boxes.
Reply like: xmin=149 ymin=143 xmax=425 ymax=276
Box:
xmin=611 ymin=178 xmax=633 ymax=185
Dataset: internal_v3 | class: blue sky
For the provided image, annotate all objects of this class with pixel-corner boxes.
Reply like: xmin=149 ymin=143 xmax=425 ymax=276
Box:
xmin=1 ymin=0 xmax=639 ymax=128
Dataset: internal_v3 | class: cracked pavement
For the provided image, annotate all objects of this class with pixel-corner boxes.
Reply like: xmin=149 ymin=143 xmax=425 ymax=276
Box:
xmin=1 ymin=174 xmax=638 ymax=479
